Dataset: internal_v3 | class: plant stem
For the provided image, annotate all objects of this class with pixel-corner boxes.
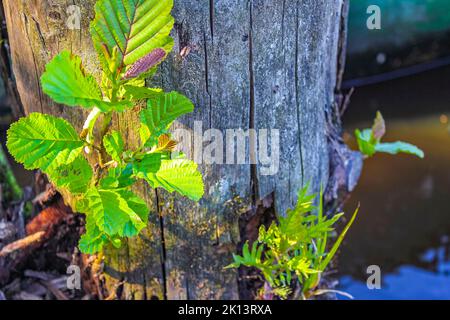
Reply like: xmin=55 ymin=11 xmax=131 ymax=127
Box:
xmin=82 ymin=107 xmax=102 ymax=145
xmin=97 ymin=111 xmax=113 ymax=168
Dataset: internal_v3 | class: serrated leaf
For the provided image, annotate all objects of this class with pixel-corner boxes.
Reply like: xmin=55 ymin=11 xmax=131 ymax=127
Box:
xmin=41 ymin=50 xmax=131 ymax=111
xmin=117 ymin=189 xmax=149 ymax=237
xmin=99 ymin=176 xmax=120 ymax=189
xmin=103 ymin=131 xmax=124 ymax=162
xmin=123 ymin=85 xmax=163 ymax=100
xmin=105 ymin=164 xmax=136 ymax=188
xmin=47 ymin=154 xmax=93 ymax=194
xmin=132 ymin=153 xmax=162 ymax=178
xmin=82 ymin=188 xmax=129 ymax=236
xmin=81 ymin=187 xmax=147 ymax=237
xmin=140 ymin=92 xmax=194 ymax=145
xmin=79 ymin=214 xmax=108 ymax=254
xmin=90 ymin=0 xmax=174 ymax=73
xmin=375 ymin=141 xmax=424 ymax=158
xmin=144 ymin=159 xmax=204 ymax=201
xmin=6 ymin=113 xmax=83 ymax=171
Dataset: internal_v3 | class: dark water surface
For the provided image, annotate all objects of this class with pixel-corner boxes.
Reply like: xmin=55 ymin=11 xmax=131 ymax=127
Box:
xmin=338 ymin=65 xmax=450 ymax=300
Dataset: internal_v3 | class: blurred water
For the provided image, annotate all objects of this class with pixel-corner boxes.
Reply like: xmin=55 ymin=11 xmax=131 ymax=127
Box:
xmin=338 ymin=65 xmax=450 ymax=299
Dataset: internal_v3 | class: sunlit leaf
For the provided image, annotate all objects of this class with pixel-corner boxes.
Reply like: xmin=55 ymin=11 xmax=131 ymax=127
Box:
xmin=140 ymin=91 xmax=194 ymax=146
xmin=90 ymin=0 xmax=174 ymax=76
xmin=104 ymin=131 xmax=125 ymax=162
xmin=6 ymin=113 xmax=83 ymax=171
xmin=41 ymin=51 xmax=131 ymax=111
xmin=143 ymin=159 xmax=204 ymax=201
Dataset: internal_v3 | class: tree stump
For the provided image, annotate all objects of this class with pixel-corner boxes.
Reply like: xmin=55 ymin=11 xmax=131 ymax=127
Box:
xmin=2 ymin=0 xmax=350 ymax=300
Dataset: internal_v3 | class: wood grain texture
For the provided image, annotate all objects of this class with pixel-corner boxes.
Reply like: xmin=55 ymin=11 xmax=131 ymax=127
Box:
xmin=2 ymin=0 xmax=347 ymax=299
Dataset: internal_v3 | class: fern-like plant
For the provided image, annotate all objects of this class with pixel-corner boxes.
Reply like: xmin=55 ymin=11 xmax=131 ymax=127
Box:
xmin=6 ymin=0 xmax=204 ymax=254
xmin=226 ymin=186 xmax=358 ymax=300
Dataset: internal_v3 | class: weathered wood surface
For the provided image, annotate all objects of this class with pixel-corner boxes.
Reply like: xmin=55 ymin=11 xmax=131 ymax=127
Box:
xmin=2 ymin=0 xmax=347 ymax=299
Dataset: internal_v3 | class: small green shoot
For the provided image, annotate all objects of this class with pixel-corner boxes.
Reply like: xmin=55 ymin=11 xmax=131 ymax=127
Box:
xmin=355 ymin=111 xmax=424 ymax=158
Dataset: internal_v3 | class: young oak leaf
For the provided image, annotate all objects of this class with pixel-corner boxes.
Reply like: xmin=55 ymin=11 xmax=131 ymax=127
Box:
xmin=41 ymin=50 xmax=131 ymax=112
xmin=140 ymin=92 xmax=194 ymax=146
xmin=90 ymin=0 xmax=174 ymax=72
xmin=6 ymin=113 xmax=84 ymax=171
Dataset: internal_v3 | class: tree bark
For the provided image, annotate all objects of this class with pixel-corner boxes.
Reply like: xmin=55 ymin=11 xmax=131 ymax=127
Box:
xmin=2 ymin=0 xmax=350 ymax=300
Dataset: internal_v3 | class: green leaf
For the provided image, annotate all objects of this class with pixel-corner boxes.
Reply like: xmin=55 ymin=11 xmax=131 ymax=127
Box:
xmin=375 ymin=142 xmax=425 ymax=158
xmin=105 ymin=164 xmax=136 ymax=188
xmin=132 ymin=153 xmax=162 ymax=178
xmin=6 ymin=113 xmax=83 ymax=171
xmin=355 ymin=112 xmax=424 ymax=159
xmin=117 ymin=189 xmax=149 ymax=237
xmin=82 ymin=188 xmax=130 ymax=236
xmin=140 ymin=92 xmax=194 ymax=145
xmin=99 ymin=176 xmax=120 ymax=189
xmin=103 ymin=131 xmax=124 ymax=162
xmin=46 ymin=155 xmax=93 ymax=194
xmin=81 ymin=187 xmax=147 ymax=237
xmin=90 ymin=0 xmax=174 ymax=72
xmin=144 ymin=159 xmax=204 ymax=201
xmin=123 ymin=85 xmax=163 ymax=100
xmin=225 ymin=241 xmax=263 ymax=269
xmin=287 ymin=256 xmax=317 ymax=279
xmin=355 ymin=129 xmax=376 ymax=157
xmin=79 ymin=214 xmax=108 ymax=254
xmin=41 ymin=50 xmax=131 ymax=111
xmin=111 ymin=238 xmax=123 ymax=249
xmin=278 ymin=185 xmax=315 ymax=239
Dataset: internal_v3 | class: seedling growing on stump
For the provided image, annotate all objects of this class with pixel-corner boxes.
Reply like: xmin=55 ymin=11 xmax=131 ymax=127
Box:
xmin=6 ymin=0 xmax=204 ymax=254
